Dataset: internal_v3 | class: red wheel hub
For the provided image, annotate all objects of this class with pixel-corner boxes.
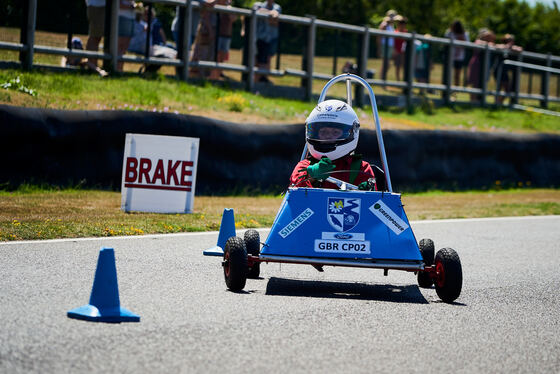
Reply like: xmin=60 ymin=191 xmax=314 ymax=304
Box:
xmin=223 ymin=251 xmax=230 ymax=277
xmin=435 ymin=260 xmax=445 ymax=287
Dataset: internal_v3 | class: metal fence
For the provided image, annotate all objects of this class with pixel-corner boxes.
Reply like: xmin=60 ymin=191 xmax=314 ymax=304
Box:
xmin=1 ymin=0 xmax=559 ymax=109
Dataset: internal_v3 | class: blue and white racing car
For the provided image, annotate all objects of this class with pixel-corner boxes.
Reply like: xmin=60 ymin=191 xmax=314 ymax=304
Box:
xmin=204 ymin=74 xmax=462 ymax=304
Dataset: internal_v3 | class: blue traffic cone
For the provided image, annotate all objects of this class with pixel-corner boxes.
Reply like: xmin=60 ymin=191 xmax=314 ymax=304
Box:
xmin=203 ymin=208 xmax=236 ymax=256
xmin=67 ymin=247 xmax=140 ymax=323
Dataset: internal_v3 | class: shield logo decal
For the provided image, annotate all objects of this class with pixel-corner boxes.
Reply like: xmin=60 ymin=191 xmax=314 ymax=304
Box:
xmin=327 ymin=198 xmax=361 ymax=232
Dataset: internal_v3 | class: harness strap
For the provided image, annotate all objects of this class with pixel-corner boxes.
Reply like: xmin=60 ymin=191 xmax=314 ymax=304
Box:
xmin=349 ymin=155 xmax=362 ymax=184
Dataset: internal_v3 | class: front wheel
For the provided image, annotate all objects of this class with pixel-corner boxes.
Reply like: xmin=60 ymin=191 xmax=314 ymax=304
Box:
xmin=434 ymin=248 xmax=462 ymax=303
xmin=244 ymin=229 xmax=261 ymax=279
xmin=223 ymin=237 xmax=248 ymax=291
xmin=418 ymin=238 xmax=435 ymax=288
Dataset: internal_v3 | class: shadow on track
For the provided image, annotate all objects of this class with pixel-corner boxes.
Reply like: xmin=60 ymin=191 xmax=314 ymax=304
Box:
xmin=265 ymin=277 xmax=429 ymax=304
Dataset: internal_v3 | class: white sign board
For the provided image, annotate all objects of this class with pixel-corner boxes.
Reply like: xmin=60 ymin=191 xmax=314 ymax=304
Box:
xmin=121 ymin=133 xmax=199 ymax=213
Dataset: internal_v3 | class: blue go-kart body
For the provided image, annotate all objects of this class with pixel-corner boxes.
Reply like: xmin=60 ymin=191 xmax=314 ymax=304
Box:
xmin=204 ymin=73 xmax=462 ymax=303
xmin=259 ymin=187 xmax=423 ymax=270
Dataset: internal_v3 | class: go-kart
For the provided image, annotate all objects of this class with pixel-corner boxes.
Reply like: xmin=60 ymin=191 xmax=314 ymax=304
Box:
xmin=204 ymin=74 xmax=462 ymax=303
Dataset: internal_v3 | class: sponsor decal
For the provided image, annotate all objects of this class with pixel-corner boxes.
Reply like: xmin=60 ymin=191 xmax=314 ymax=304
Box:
xmin=369 ymin=200 xmax=409 ymax=235
xmin=321 ymin=232 xmax=365 ymax=241
xmin=314 ymin=239 xmax=371 ymax=254
xmin=327 ymin=197 xmax=361 ymax=232
xmin=317 ymin=113 xmax=338 ymax=120
xmin=279 ymin=208 xmax=314 ymax=238
xmin=325 ymin=104 xmax=333 ymax=111
xmin=335 ymin=104 xmax=347 ymax=112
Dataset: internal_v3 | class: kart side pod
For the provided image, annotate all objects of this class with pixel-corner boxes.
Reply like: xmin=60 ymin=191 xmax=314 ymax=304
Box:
xmin=259 ymin=188 xmax=423 ymax=269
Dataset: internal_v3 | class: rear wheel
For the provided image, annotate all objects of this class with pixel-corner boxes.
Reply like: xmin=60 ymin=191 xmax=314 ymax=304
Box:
xmin=223 ymin=237 xmax=248 ymax=291
xmin=418 ymin=238 xmax=435 ymax=288
xmin=244 ymin=229 xmax=261 ymax=279
xmin=434 ymin=248 xmax=462 ymax=303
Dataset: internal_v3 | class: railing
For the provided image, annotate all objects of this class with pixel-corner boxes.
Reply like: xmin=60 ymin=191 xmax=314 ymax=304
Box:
xmin=1 ymin=0 xmax=559 ymax=109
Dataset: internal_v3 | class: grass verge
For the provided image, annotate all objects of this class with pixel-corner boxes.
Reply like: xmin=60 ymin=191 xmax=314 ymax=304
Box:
xmin=1 ymin=68 xmax=559 ymax=133
xmin=1 ymin=188 xmax=558 ymax=241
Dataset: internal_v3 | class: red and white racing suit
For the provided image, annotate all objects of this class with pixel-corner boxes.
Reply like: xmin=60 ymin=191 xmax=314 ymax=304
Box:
xmin=290 ymin=154 xmax=377 ymax=190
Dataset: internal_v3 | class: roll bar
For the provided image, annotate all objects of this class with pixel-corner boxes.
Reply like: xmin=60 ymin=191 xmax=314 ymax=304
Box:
xmin=300 ymin=73 xmax=393 ymax=192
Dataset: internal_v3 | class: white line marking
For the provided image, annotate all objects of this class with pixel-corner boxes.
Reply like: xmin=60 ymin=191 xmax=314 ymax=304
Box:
xmin=0 ymin=216 xmax=557 ymax=246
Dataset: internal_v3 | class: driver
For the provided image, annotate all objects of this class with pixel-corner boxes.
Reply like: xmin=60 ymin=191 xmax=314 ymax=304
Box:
xmin=290 ymin=99 xmax=377 ymax=190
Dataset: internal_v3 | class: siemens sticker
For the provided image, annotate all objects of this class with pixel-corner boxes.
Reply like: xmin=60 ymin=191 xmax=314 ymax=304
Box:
xmin=314 ymin=239 xmax=371 ymax=254
xmin=279 ymin=208 xmax=314 ymax=238
xmin=369 ymin=200 xmax=409 ymax=235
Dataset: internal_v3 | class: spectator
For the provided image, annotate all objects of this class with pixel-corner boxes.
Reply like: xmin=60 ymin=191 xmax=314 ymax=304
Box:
xmin=393 ymin=15 xmax=407 ymax=81
xmin=493 ymin=33 xmax=523 ymax=104
xmin=378 ymin=10 xmax=396 ymax=82
xmin=216 ymin=0 xmax=237 ymax=79
xmin=62 ymin=37 xmax=86 ymax=67
xmin=128 ymin=3 xmax=176 ymax=73
xmin=145 ymin=6 xmax=167 ymax=46
xmin=128 ymin=4 xmax=147 ymax=55
xmin=414 ymin=35 xmax=432 ymax=87
xmin=253 ymin=0 xmax=281 ymax=83
xmin=84 ymin=0 xmax=108 ymax=76
xmin=172 ymin=5 xmax=202 ymax=45
xmin=117 ymin=0 xmax=136 ymax=72
xmin=467 ymin=28 xmax=495 ymax=102
xmin=444 ymin=20 xmax=469 ymax=88
xmin=191 ymin=0 xmax=218 ymax=78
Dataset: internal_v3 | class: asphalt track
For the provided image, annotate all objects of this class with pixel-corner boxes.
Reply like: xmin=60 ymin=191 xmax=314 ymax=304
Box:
xmin=1 ymin=216 xmax=559 ymax=373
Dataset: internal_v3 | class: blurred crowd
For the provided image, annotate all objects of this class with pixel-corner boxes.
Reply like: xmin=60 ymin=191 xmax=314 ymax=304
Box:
xmin=72 ymin=1 xmax=524 ymax=101
xmin=376 ymin=9 xmax=523 ymax=102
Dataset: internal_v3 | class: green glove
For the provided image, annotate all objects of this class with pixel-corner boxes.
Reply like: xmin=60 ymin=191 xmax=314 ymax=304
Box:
xmin=358 ymin=178 xmax=376 ymax=191
xmin=306 ymin=157 xmax=335 ymax=180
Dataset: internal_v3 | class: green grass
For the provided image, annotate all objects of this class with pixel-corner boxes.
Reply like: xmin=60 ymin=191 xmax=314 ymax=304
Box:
xmin=1 ymin=186 xmax=558 ymax=241
xmin=383 ymin=104 xmax=560 ymax=133
xmin=1 ymin=68 xmax=559 ymax=134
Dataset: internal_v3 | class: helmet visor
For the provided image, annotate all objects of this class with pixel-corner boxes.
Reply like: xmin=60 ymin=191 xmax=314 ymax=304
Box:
xmin=306 ymin=122 xmax=354 ymax=142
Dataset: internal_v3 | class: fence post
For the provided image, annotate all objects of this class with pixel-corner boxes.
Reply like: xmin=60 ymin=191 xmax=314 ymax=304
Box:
xmin=540 ymin=53 xmax=551 ymax=108
xmin=145 ymin=3 xmax=153 ymax=59
xmin=443 ymin=38 xmax=454 ymax=104
xmin=356 ymin=25 xmax=369 ymax=107
xmin=305 ymin=16 xmax=316 ymax=101
xmin=405 ymin=32 xmax=417 ymax=112
xmin=19 ymin=0 xmax=37 ymax=70
xmin=494 ymin=54 xmax=503 ymax=108
xmin=246 ymin=8 xmax=257 ymax=92
xmin=511 ymin=54 xmax=522 ymax=108
xmin=177 ymin=1 xmax=192 ymax=80
xmin=275 ymin=23 xmax=282 ymax=70
xmin=108 ymin=0 xmax=119 ymax=72
xmin=481 ymin=44 xmax=490 ymax=107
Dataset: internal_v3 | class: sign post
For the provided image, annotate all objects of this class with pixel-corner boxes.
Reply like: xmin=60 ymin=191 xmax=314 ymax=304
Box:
xmin=121 ymin=133 xmax=199 ymax=213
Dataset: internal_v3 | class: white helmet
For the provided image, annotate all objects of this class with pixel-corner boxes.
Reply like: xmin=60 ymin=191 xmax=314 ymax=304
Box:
xmin=305 ymin=99 xmax=360 ymax=160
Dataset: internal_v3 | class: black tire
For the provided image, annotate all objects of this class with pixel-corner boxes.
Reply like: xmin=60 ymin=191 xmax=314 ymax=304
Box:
xmin=419 ymin=238 xmax=435 ymax=266
xmin=223 ymin=237 xmax=248 ymax=291
xmin=244 ymin=229 xmax=261 ymax=279
xmin=417 ymin=238 xmax=435 ymax=288
xmin=247 ymin=262 xmax=260 ymax=279
xmin=434 ymin=248 xmax=463 ymax=303
xmin=244 ymin=229 xmax=260 ymax=256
